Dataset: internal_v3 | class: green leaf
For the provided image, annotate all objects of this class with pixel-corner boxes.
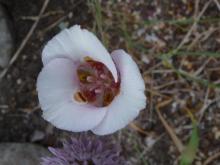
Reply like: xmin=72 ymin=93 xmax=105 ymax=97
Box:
xmin=180 ymin=122 xmax=199 ymax=165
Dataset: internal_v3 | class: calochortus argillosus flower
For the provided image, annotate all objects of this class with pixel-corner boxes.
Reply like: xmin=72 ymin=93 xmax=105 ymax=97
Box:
xmin=37 ymin=25 xmax=146 ymax=135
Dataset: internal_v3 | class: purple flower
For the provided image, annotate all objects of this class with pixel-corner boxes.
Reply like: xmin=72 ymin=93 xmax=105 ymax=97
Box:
xmin=41 ymin=135 xmax=125 ymax=165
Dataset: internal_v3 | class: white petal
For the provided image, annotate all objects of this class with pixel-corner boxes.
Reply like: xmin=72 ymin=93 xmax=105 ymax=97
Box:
xmin=42 ymin=25 xmax=118 ymax=81
xmin=37 ymin=58 xmax=107 ymax=132
xmin=92 ymin=50 xmax=146 ymax=135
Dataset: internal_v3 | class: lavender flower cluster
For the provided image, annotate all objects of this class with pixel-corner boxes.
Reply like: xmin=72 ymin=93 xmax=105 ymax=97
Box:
xmin=41 ymin=135 xmax=125 ymax=165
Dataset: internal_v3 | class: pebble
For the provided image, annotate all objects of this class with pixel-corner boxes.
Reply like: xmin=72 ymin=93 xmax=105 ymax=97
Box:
xmin=0 ymin=143 xmax=51 ymax=165
xmin=0 ymin=4 xmax=14 ymax=68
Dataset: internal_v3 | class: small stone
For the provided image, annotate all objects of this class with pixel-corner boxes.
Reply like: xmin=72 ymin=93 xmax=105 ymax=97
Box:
xmin=0 ymin=143 xmax=51 ymax=165
xmin=212 ymin=126 xmax=220 ymax=139
xmin=0 ymin=4 xmax=14 ymax=68
xmin=145 ymin=33 xmax=158 ymax=43
xmin=31 ymin=130 xmax=45 ymax=142
xmin=145 ymin=135 xmax=156 ymax=147
xmin=141 ymin=54 xmax=150 ymax=64
xmin=16 ymin=78 xmax=22 ymax=85
xmin=195 ymin=161 xmax=202 ymax=165
xmin=136 ymin=28 xmax=145 ymax=37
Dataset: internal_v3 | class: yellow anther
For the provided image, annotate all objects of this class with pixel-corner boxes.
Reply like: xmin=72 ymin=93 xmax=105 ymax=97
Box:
xmin=84 ymin=56 xmax=94 ymax=62
xmin=74 ymin=92 xmax=87 ymax=103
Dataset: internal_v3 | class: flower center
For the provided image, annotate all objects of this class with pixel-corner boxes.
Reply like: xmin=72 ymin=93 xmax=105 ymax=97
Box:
xmin=75 ymin=57 xmax=120 ymax=107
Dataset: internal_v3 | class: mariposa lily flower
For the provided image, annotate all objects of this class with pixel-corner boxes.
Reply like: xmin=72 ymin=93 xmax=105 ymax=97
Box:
xmin=37 ymin=25 xmax=146 ymax=135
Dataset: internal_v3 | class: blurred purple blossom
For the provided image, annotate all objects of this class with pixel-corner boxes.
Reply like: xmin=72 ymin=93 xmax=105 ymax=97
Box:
xmin=41 ymin=135 xmax=125 ymax=165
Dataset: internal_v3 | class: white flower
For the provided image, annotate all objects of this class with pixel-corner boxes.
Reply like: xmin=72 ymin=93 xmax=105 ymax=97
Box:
xmin=37 ymin=25 xmax=146 ymax=135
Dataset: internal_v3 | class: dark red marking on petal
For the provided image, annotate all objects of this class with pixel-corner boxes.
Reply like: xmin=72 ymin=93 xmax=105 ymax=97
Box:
xmin=76 ymin=58 xmax=120 ymax=107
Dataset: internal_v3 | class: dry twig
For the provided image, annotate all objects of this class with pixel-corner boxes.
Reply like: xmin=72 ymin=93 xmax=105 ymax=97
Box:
xmin=20 ymin=10 xmax=64 ymax=21
xmin=38 ymin=15 xmax=68 ymax=36
xmin=129 ymin=122 xmax=150 ymax=136
xmin=38 ymin=0 xmax=83 ymax=37
xmin=198 ymin=97 xmax=220 ymax=123
xmin=0 ymin=0 xmax=50 ymax=81
xmin=156 ymin=99 xmax=184 ymax=153
xmin=203 ymin=152 xmax=220 ymax=165
xmin=177 ymin=0 xmax=212 ymax=51
xmin=213 ymin=0 xmax=220 ymax=11
xmin=193 ymin=58 xmax=212 ymax=76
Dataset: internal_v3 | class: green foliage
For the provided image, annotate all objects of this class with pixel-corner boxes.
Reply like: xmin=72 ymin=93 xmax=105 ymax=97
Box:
xmin=180 ymin=122 xmax=199 ymax=165
xmin=161 ymin=56 xmax=220 ymax=89
xmin=87 ymin=0 xmax=107 ymax=46
xmin=144 ymin=17 xmax=220 ymax=26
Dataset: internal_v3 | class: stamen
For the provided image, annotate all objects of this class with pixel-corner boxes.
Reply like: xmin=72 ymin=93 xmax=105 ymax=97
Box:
xmin=86 ymin=76 xmax=94 ymax=82
xmin=95 ymin=88 xmax=102 ymax=94
xmin=104 ymin=83 xmax=110 ymax=88
xmin=103 ymin=91 xmax=114 ymax=106
xmin=84 ymin=56 xmax=93 ymax=62
xmin=78 ymin=72 xmax=90 ymax=83
xmin=100 ymin=74 xmax=106 ymax=79
xmin=74 ymin=92 xmax=87 ymax=103
xmin=76 ymin=58 xmax=120 ymax=107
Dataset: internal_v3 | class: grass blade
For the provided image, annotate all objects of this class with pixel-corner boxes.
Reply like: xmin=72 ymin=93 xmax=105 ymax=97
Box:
xmin=180 ymin=122 xmax=199 ymax=165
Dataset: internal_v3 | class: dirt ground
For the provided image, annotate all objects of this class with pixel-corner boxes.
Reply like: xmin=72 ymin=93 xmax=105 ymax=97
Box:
xmin=0 ymin=0 xmax=220 ymax=164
